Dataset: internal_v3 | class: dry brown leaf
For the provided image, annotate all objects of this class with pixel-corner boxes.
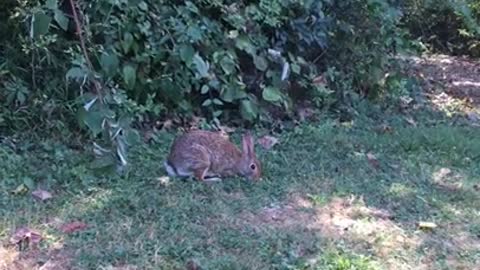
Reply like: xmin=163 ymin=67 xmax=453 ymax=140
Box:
xmin=32 ymin=189 xmax=53 ymax=202
xmin=375 ymin=124 xmax=393 ymax=134
xmin=297 ymin=107 xmax=315 ymax=122
xmin=186 ymin=259 xmax=201 ymax=270
xmin=312 ymin=74 xmax=327 ymax=85
xmin=10 ymin=227 xmax=42 ymax=245
xmin=366 ymin=152 xmax=380 ymax=169
xmin=59 ymin=221 xmax=88 ymax=234
xmin=258 ymin=135 xmax=279 ymax=150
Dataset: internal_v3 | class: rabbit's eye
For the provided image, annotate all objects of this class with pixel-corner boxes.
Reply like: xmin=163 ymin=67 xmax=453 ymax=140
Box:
xmin=250 ymin=164 xmax=256 ymax=170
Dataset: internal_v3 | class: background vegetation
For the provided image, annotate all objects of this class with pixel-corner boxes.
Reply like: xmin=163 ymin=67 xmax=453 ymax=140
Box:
xmin=0 ymin=1 xmax=478 ymax=160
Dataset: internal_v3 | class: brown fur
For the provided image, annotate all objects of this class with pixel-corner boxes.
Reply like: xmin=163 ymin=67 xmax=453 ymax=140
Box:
xmin=166 ymin=130 xmax=261 ymax=181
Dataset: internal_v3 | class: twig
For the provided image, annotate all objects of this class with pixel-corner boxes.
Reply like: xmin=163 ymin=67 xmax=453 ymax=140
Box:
xmin=68 ymin=0 xmax=103 ymax=98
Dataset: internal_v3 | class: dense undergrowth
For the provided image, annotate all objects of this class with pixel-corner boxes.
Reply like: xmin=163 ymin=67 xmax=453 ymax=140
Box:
xmin=0 ymin=0 xmax=479 ymax=167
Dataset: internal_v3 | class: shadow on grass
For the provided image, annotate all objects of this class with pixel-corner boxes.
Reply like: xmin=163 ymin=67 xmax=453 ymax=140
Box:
xmin=2 ymin=53 xmax=480 ymax=269
xmin=23 ymin=120 xmax=474 ymax=270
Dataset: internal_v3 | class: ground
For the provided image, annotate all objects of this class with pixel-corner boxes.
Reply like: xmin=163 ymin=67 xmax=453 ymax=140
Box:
xmin=1 ymin=54 xmax=480 ymax=270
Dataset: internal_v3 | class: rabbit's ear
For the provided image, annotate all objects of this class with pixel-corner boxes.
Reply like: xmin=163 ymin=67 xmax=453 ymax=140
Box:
xmin=242 ymin=132 xmax=255 ymax=157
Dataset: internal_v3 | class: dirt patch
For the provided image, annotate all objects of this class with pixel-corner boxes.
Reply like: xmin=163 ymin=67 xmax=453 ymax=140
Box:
xmin=238 ymin=194 xmax=480 ymax=269
xmin=240 ymin=196 xmax=418 ymax=260
xmin=405 ymin=54 xmax=480 ymax=107
xmin=0 ymin=246 xmax=72 ymax=270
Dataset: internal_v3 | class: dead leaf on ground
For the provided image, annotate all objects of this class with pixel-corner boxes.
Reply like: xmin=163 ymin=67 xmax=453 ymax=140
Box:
xmin=297 ymin=107 xmax=316 ymax=122
xmin=32 ymin=189 xmax=53 ymax=202
xmin=405 ymin=117 xmax=417 ymax=127
xmin=366 ymin=152 xmax=380 ymax=169
xmin=161 ymin=119 xmax=174 ymax=130
xmin=258 ymin=135 xmax=279 ymax=150
xmin=186 ymin=259 xmax=202 ymax=270
xmin=418 ymin=222 xmax=438 ymax=230
xmin=10 ymin=227 xmax=42 ymax=245
xmin=374 ymin=124 xmax=394 ymax=134
xmin=59 ymin=221 xmax=88 ymax=234
xmin=11 ymin=184 xmax=29 ymax=195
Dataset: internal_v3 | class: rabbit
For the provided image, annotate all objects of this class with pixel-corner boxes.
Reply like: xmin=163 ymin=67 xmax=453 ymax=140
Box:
xmin=164 ymin=130 xmax=261 ymax=181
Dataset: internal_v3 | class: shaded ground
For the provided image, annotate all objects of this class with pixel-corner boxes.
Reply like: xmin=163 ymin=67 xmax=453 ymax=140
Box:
xmin=402 ymin=54 xmax=480 ymax=119
xmin=1 ymin=54 xmax=480 ymax=269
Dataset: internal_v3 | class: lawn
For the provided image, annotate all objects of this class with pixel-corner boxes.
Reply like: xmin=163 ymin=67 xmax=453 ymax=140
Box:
xmin=1 ymin=105 xmax=479 ymax=270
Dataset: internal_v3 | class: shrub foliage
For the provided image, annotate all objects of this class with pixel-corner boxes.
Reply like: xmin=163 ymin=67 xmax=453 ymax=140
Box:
xmin=0 ymin=0 xmax=478 ymax=167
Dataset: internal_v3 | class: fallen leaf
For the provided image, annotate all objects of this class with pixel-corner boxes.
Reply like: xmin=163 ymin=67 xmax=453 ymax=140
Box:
xmin=186 ymin=259 xmax=201 ymax=270
xmin=374 ymin=124 xmax=393 ymax=134
xmin=161 ymin=119 xmax=174 ymax=130
xmin=143 ymin=131 xmax=154 ymax=143
xmin=312 ymin=74 xmax=327 ymax=85
xmin=405 ymin=117 xmax=417 ymax=127
xmin=32 ymin=189 xmax=53 ymax=202
xmin=257 ymin=135 xmax=279 ymax=150
xmin=11 ymin=184 xmax=29 ymax=195
xmin=297 ymin=107 xmax=315 ymax=122
xmin=10 ymin=227 xmax=42 ymax=245
xmin=59 ymin=221 xmax=88 ymax=234
xmin=366 ymin=152 xmax=380 ymax=169
xmin=157 ymin=176 xmax=170 ymax=187
xmin=418 ymin=222 xmax=437 ymax=230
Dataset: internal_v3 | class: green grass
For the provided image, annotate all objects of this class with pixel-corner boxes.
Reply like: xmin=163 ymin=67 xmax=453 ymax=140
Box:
xmin=1 ymin=118 xmax=479 ymax=269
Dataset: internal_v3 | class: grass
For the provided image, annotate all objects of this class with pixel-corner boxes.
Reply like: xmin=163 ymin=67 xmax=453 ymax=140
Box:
xmin=1 ymin=114 xmax=480 ymax=269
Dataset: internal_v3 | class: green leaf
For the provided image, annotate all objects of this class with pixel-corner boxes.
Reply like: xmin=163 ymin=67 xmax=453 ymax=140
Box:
xmin=202 ymin=99 xmax=212 ymax=106
xmin=90 ymin=155 xmax=116 ymax=170
xmin=193 ymin=53 xmax=209 ymax=78
xmin=220 ymin=56 xmax=236 ymax=75
xmin=122 ymin=32 xmax=134 ymax=53
xmin=221 ymin=87 xmax=247 ymax=102
xmin=128 ymin=0 xmax=142 ymax=6
xmin=78 ymin=109 xmax=104 ymax=136
xmin=23 ymin=177 xmax=35 ymax=190
xmin=179 ymin=45 xmax=195 ymax=64
xmin=124 ymin=129 xmax=141 ymax=145
xmin=235 ymin=35 xmax=256 ymax=55
xmin=212 ymin=98 xmax=223 ymax=105
xmin=32 ymin=12 xmax=52 ymax=39
xmin=66 ymin=67 xmax=87 ymax=82
xmin=122 ymin=65 xmax=137 ymax=89
xmin=262 ymin=86 xmax=282 ymax=102
xmin=291 ymin=63 xmax=301 ymax=74
xmin=240 ymin=99 xmax=258 ymax=121
xmin=16 ymin=91 xmax=26 ymax=105
xmin=100 ymin=52 xmax=119 ymax=77
xmin=54 ymin=9 xmax=69 ymax=31
xmin=45 ymin=0 xmax=57 ymax=9
xmin=187 ymin=26 xmax=202 ymax=42
xmin=200 ymin=85 xmax=209 ymax=94
xmin=254 ymin=55 xmax=268 ymax=71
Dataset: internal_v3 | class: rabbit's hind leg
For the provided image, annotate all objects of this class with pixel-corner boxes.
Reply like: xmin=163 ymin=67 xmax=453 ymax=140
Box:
xmin=193 ymin=166 xmax=209 ymax=181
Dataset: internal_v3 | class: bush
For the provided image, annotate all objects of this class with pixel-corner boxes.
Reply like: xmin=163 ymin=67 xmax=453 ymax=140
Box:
xmin=1 ymin=0 xmax=440 ymax=167
xmin=401 ymin=0 xmax=480 ymax=56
